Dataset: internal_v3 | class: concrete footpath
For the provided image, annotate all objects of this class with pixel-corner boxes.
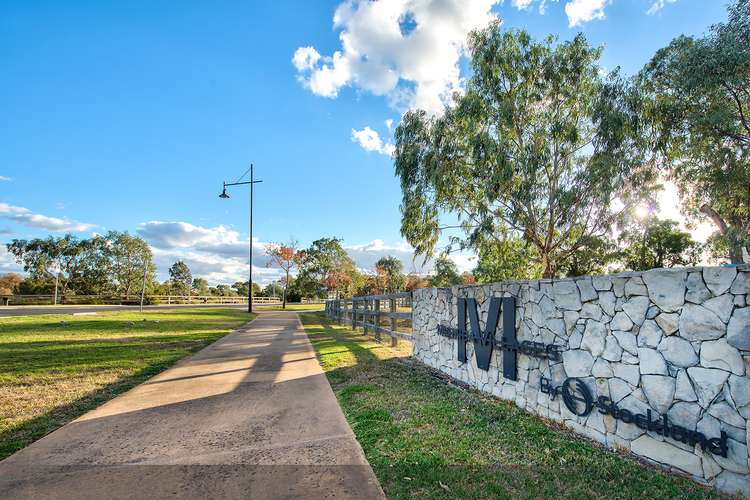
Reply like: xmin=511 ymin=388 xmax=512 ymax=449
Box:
xmin=0 ymin=311 xmax=384 ymax=499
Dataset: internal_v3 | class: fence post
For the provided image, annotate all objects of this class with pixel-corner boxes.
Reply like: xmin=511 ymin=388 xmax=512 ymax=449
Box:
xmin=389 ymin=298 xmax=398 ymax=347
xmin=374 ymin=298 xmax=381 ymax=342
xmin=352 ymin=299 xmax=357 ymax=331
xmin=363 ymin=298 xmax=370 ymax=336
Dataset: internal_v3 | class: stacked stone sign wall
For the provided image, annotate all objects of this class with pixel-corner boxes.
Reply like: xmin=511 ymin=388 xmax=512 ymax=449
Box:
xmin=411 ymin=266 xmax=750 ymax=496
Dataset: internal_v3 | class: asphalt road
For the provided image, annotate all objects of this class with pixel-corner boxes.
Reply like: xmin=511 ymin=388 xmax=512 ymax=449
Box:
xmin=0 ymin=303 xmax=249 ymax=318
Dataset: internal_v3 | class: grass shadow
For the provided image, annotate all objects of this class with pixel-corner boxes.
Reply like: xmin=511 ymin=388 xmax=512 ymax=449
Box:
xmin=299 ymin=312 xmax=723 ymax=500
xmin=0 ymin=310 xmax=253 ymax=460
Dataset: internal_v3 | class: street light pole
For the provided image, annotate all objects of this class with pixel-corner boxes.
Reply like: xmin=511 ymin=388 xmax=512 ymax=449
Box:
xmin=220 ymin=164 xmax=263 ymax=314
xmin=249 ymin=165 xmax=254 ymax=313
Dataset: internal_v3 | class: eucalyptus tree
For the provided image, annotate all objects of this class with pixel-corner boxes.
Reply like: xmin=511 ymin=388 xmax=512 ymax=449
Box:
xmin=619 ymin=218 xmax=702 ymax=271
xmin=394 ymin=25 xmax=654 ymax=278
xmin=168 ymin=261 xmax=193 ymax=298
xmin=297 ymin=237 xmax=358 ymax=299
xmin=431 ymin=255 xmax=463 ymax=288
xmin=6 ymin=235 xmax=108 ymax=300
xmin=266 ymin=240 xmax=303 ymax=308
xmin=104 ymin=231 xmax=154 ymax=297
xmin=639 ymin=0 xmax=750 ymax=263
xmin=374 ymin=255 xmax=406 ymax=293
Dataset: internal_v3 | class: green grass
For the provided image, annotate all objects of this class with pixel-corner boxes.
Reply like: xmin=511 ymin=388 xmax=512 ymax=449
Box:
xmin=0 ymin=308 xmax=252 ymax=460
xmin=255 ymin=303 xmax=325 ymax=311
xmin=300 ymin=312 xmax=721 ymax=499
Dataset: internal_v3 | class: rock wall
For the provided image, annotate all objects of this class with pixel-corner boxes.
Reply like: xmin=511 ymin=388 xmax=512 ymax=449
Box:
xmin=412 ymin=266 xmax=750 ymax=496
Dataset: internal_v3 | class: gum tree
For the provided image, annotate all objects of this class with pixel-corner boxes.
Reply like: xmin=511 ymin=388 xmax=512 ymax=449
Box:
xmin=168 ymin=261 xmax=192 ymax=299
xmin=296 ymin=237 xmax=358 ymax=299
xmin=266 ymin=240 xmax=302 ymax=308
xmin=431 ymin=255 xmax=463 ymax=288
xmin=394 ymin=25 xmax=654 ymax=278
xmin=640 ymin=0 xmax=750 ymax=263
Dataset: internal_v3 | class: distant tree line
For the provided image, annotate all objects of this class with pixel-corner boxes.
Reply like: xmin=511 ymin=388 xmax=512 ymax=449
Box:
xmin=4 ymin=232 xmax=155 ymax=298
xmin=2 ymin=233 xmax=273 ymax=302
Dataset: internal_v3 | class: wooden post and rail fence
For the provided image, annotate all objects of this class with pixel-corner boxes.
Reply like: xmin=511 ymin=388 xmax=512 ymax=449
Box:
xmin=325 ymin=291 xmax=413 ymax=346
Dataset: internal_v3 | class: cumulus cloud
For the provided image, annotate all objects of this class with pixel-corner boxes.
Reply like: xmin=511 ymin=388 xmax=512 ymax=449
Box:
xmin=137 ymin=221 xmax=256 ymax=258
xmin=137 ymin=221 xmax=285 ymax=285
xmin=293 ymin=0 xmax=500 ymax=114
xmin=0 ymin=176 xmax=10 ymax=182
xmin=292 ymin=46 xmax=321 ymax=71
xmin=0 ymin=245 xmax=22 ymax=273
xmin=344 ymin=239 xmax=475 ymax=275
xmin=565 ymin=0 xmax=609 ymax=27
xmin=150 ymin=247 xmax=283 ymax=286
xmin=0 ymin=203 xmax=95 ymax=232
xmin=647 ymin=0 xmax=676 ymax=15
xmin=351 ymin=127 xmax=395 ymax=156
xmin=512 ymin=0 xmax=535 ymax=9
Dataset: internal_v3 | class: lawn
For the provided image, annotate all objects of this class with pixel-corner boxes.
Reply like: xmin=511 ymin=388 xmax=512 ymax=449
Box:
xmin=255 ymin=303 xmax=326 ymax=311
xmin=0 ymin=308 xmax=252 ymax=460
xmin=299 ymin=312 xmax=721 ymax=499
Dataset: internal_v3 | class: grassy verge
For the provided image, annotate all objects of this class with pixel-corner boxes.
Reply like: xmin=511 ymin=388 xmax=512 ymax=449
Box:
xmin=255 ymin=303 xmax=325 ymax=311
xmin=300 ymin=312 xmax=720 ymax=499
xmin=0 ymin=308 xmax=252 ymax=460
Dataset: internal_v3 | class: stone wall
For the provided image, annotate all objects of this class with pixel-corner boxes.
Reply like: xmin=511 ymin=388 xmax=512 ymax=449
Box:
xmin=411 ymin=266 xmax=750 ymax=496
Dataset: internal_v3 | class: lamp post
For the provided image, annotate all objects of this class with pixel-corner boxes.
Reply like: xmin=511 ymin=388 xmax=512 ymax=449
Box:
xmin=220 ymin=164 xmax=263 ymax=313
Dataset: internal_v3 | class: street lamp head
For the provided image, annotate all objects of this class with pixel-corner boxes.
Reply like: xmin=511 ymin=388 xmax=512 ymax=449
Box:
xmin=219 ymin=184 xmax=230 ymax=199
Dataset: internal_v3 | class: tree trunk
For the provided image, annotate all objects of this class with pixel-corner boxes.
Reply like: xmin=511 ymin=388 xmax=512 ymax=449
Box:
xmin=283 ymin=270 xmax=288 ymax=309
xmin=700 ymin=204 xmax=743 ymax=264
xmin=542 ymin=252 xmax=555 ymax=279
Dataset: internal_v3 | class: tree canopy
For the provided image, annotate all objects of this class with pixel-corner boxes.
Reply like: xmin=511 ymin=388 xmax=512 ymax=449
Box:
xmin=296 ymin=237 xmax=359 ymax=299
xmin=374 ymin=255 xmax=406 ymax=293
xmin=168 ymin=261 xmax=192 ymax=296
xmin=266 ymin=240 xmax=303 ymax=308
xmin=639 ymin=0 xmax=749 ymax=263
xmin=431 ymin=256 xmax=463 ymax=288
xmin=395 ymin=25 xmax=654 ymax=278
xmin=619 ymin=217 xmax=702 ymax=271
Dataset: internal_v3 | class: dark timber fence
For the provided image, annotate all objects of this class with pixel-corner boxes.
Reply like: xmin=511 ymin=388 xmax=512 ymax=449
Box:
xmin=325 ymin=291 xmax=413 ymax=346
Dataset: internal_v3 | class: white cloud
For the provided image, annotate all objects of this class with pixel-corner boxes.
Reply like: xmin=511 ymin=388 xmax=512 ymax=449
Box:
xmin=512 ymin=0 xmax=535 ymax=9
xmin=0 ymin=245 xmax=23 ymax=273
xmin=0 ymin=202 xmax=94 ymax=232
xmin=292 ymin=46 xmax=321 ymax=71
xmin=293 ymin=0 xmax=501 ymax=114
xmin=0 ymin=176 xmax=10 ymax=182
xmin=138 ymin=221 xmax=252 ymax=256
xmin=647 ymin=0 xmax=676 ymax=15
xmin=564 ymin=0 xmax=608 ymax=27
xmin=351 ymin=126 xmax=395 ymax=156
xmin=137 ymin=221 xmax=286 ymax=285
xmin=385 ymin=118 xmax=394 ymax=130
xmin=344 ymin=239 xmax=476 ymax=274
xmin=150 ymin=247 xmax=283 ymax=286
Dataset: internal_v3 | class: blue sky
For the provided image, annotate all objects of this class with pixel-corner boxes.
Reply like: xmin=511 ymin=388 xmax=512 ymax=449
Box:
xmin=0 ymin=0 xmax=729 ymax=284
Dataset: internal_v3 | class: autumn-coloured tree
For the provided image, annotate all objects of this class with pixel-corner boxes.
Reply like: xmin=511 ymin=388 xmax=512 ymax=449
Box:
xmin=405 ymin=273 xmax=430 ymax=291
xmin=266 ymin=240 xmax=303 ymax=308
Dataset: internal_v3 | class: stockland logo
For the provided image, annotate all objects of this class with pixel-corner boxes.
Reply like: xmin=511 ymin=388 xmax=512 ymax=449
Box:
xmin=437 ymin=296 xmax=561 ymax=381
xmin=541 ymin=377 xmax=729 ymax=458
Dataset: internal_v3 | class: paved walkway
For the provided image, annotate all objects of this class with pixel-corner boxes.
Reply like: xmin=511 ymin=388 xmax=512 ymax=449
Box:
xmin=0 ymin=311 xmax=384 ymax=499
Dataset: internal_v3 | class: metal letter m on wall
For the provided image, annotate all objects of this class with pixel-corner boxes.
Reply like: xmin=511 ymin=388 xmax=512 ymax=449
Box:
xmin=456 ymin=297 xmax=517 ymax=380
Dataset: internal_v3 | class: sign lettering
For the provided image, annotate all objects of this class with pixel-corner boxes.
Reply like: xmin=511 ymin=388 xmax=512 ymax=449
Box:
xmin=437 ymin=297 xmax=561 ymax=380
xmin=541 ymin=377 xmax=728 ymax=458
